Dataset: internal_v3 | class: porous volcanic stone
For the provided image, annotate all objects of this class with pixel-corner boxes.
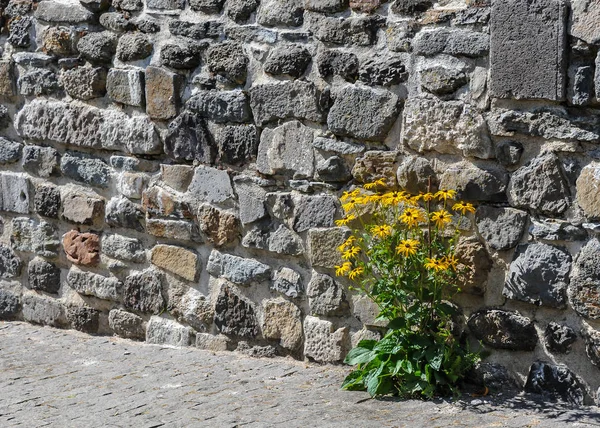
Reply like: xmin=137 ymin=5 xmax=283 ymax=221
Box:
xmin=66 ymin=306 xmax=99 ymax=333
xmin=475 ymin=206 xmax=527 ymax=250
xmin=0 ymin=288 xmax=21 ymax=319
xmin=257 ymin=0 xmax=303 ymax=27
xmin=0 ymin=138 xmax=22 ymax=164
xmin=0 ymin=244 xmax=22 ymax=279
xmin=568 ymin=239 xmax=600 ymax=319
xmin=545 ymin=322 xmax=577 ymax=354
xmin=206 ymin=42 xmax=249 ymax=85
xmin=303 ymin=316 xmax=348 ymax=363
xmin=124 ymin=269 xmax=165 ymax=314
xmin=214 ymin=284 xmax=259 ymax=337
xmin=105 ymin=196 xmax=144 ymax=231
xmin=524 ymin=362 xmax=585 ymax=406
xmin=317 ymin=50 xmax=359 ymax=82
xmin=264 ymin=45 xmax=311 ymax=78
xmin=468 ymin=309 xmax=538 ymax=351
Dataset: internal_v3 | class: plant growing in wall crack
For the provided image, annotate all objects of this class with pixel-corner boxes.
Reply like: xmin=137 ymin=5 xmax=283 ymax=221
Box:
xmin=336 ymin=180 xmax=480 ymax=398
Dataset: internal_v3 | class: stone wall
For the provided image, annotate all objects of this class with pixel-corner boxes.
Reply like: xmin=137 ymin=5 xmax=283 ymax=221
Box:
xmin=1 ymin=0 xmax=600 ymax=404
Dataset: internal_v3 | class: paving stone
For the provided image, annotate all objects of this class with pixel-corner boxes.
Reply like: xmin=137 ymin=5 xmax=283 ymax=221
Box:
xmin=77 ymin=31 xmax=118 ymax=64
xmin=490 ymin=0 xmax=567 ymax=100
xmin=0 ymin=244 xmax=22 ymax=279
xmin=60 ymin=188 xmax=104 ymax=225
xmin=475 ymin=206 xmax=528 ymax=251
xmin=317 ymin=50 xmax=359 ymax=82
xmin=504 ymin=243 xmax=571 ymax=308
xmin=108 ymin=308 xmax=145 ymax=339
xmin=63 ymin=230 xmax=100 ymax=266
xmin=271 ymin=267 xmax=303 ymax=298
xmin=545 ymin=322 xmax=577 ymax=354
xmin=151 ymin=245 xmax=199 ymax=282
xmin=145 ymin=66 xmax=182 ymax=120
xmin=507 ymin=153 xmax=570 ymax=216
xmin=307 ymin=272 xmax=348 ymax=316
xmin=187 ymin=90 xmax=251 ymax=124
xmin=328 ymin=85 xmax=399 ymax=142
xmin=267 ymin=224 xmax=304 ymax=255
xmin=524 ymin=362 xmax=585 ymax=406
xmin=22 ymin=294 xmax=66 ymax=327
xmin=303 ymin=316 xmax=348 ymax=363
xmin=61 ymin=66 xmax=107 ymax=100
xmin=264 ymin=44 xmax=311 ymax=78
xmin=214 ymin=283 xmax=259 ymax=337
xmin=257 ymin=120 xmax=315 ymax=179
xmin=146 ymin=316 xmax=193 ymax=346
xmin=34 ymin=0 xmax=95 ymax=23
xmin=106 ymin=69 xmax=145 ymax=107
xmin=257 ymin=0 xmax=303 ymax=27
xmin=105 ymin=196 xmax=144 ymax=232
xmin=262 ymin=298 xmax=303 ymax=351
xmin=207 ymin=250 xmax=270 ymax=285
xmin=249 ymin=81 xmax=324 ymax=126
xmin=468 ymin=309 xmax=538 ymax=351
xmin=124 ymin=269 xmax=165 ymax=314
xmin=116 ymin=32 xmax=153 ymax=62
xmin=440 ymin=163 xmax=508 ymax=202
xmin=0 ymin=173 xmax=30 ymax=214
xmin=0 ymin=138 xmax=22 ymax=164
xmin=403 ymin=97 xmax=492 ymax=159
xmin=0 ymin=288 xmax=21 ymax=319
xmin=197 ymin=205 xmax=239 ymax=247
xmin=102 ymin=234 xmax=146 ymax=263
xmin=307 ymin=227 xmax=350 ymax=269
xmin=187 ymin=165 xmax=234 ymax=205
xmin=11 ymin=217 xmax=60 ymax=258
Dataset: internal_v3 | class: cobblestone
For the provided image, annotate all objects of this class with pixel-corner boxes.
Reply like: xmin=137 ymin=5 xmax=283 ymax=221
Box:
xmin=1 ymin=322 xmax=598 ymax=427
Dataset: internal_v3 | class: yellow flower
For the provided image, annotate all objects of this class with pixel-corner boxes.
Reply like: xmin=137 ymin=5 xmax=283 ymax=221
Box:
xmin=363 ymin=178 xmax=387 ymax=190
xmin=338 ymin=236 xmax=357 ymax=252
xmin=396 ymin=239 xmax=419 ymax=257
xmin=335 ymin=261 xmax=353 ymax=276
xmin=340 ymin=189 xmax=360 ymax=202
xmin=364 ymin=194 xmax=382 ymax=204
xmin=371 ymin=224 xmax=393 ymax=239
xmin=435 ymin=189 xmax=457 ymax=202
xmin=400 ymin=207 xmax=425 ymax=228
xmin=342 ymin=246 xmax=361 ymax=260
xmin=335 ymin=214 xmax=356 ymax=227
xmin=424 ymin=257 xmax=449 ymax=272
xmin=452 ymin=201 xmax=476 ymax=215
xmin=430 ymin=210 xmax=453 ymax=229
xmin=342 ymin=196 xmax=364 ymax=212
xmin=348 ymin=267 xmax=364 ymax=280
xmin=443 ymin=255 xmax=459 ymax=270
xmin=421 ymin=192 xmax=435 ymax=202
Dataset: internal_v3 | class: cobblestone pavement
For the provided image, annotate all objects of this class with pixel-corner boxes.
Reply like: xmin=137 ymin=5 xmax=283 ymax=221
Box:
xmin=1 ymin=322 xmax=600 ymax=428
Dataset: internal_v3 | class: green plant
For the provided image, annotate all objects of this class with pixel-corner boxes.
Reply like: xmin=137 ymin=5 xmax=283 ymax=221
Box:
xmin=335 ymin=180 xmax=480 ymax=398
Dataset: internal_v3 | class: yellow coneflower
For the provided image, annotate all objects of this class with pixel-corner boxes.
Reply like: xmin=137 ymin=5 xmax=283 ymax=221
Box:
xmin=424 ymin=257 xmax=449 ymax=272
xmin=435 ymin=189 xmax=457 ymax=202
xmin=421 ymin=192 xmax=435 ymax=202
xmin=430 ymin=210 xmax=453 ymax=229
xmin=348 ymin=267 xmax=364 ymax=280
xmin=337 ymin=236 xmax=357 ymax=252
xmin=443 ymin=254 xmax=460 ymax=270
xmin=335 ymin=214 xmax=356 ymax=227
xmin=371 ymin=224 xmax=393 ymax=239
xmin=452 ymin=201 xmax=476 ymax=215
xmin=335 ymin=261 xmax=353 ymax=276
xmin=342 ymin=196 xmax=364 ymax=212
xmin=340 ymin=189 xmax=360 ymax=203
xmin=363 ymin=178 xmax=387 ymax=190
xmin=400 ymin=207 xmax=425 ymax=228
xmin=342 ymin=246 xmax=361 ymax=260
xmin=396 ymin=239 xmax=419 ymax=257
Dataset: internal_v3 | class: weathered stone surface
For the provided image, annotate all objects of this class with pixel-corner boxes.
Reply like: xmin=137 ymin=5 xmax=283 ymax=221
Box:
xmin=403 ymin=98 xmax=493 ymax=159
xmin=66 ymin=306 xmax=99 ymax=333
xmin=164 ymin=112 xmax=213 ymax=163
xmin=117 ymin=172 xmax=146 ymax=199
xmin=352 ymin=151 xmax=397 ymax=187
xmin=249 ymin=81 xmax=324 ymax=126
xmin=468 ymin=309 xmax=538 ymax=351
xmin=568 ymin=239 xmax=600 ymax=319
xmin=257 ymin=0 xmax=303 ymax=27
xmin=475 ymin=206 xmax=527 ymax=251
xmin=545 ymin=322 xmax=577 ymax=354
xmin=143 ymin=186 xmax=193 ymax=219
xmin=0 ymin=61 xmax=15 ymax=97
xmin=504 ymin=243 xmax=571 ymax=308
xmin=146 ymin=316 xmax=192 ymax=346
xmin=0 ymin=173 xmax=29 ymax=214
xmin=110 ymin=155 xmax=158 ymax=173
xmin=124 ymin=269 xmax=165 ymax=314
xmin=490 ymin=0 xmax=567 ymax=100
xmin=508 ymin=153 xmax=570 ymax=216
xmin=169 ymin=20 xmax=222 ymax=39
xmin=495 ymin=140 xmax=523 ymax=167
xmin=207 ymin=42 xmax=248 ymax=85
xmin=106 ymin=69 xmax=144 ymax=107
xmin=233 ymin=177 xmax=267 ymax=226
xmin=293 ymin=195 xmax=337 ymax=232
xmin=63 ymin=230 xmax=100 ymax=266
xmin=226 ymin=0 xmax=259 ymax=22
xmin=359 ymin=55 xmax=407 ymax=86
xmin=571 ymin=0 xmax=600 ymax=45
xmin=0 ymin=244 xmax=22 ymax=279
xmin=396 ymin=156 xmax=437 ymax=194
xmin=61 ymin=66 xmax=106 ymax=100
xmin=135 ymin=17 xmax=160 ymax=33
xmin=386 ymin=20 xmax=417 ymax=52
xmin=0 ymin=138 xmax=22 ymax=164
xmin=195 ymin=333 xmax=230 ymax=351
xmin=146 ymin=0 xmax=184 ymax=10
xmin=456 ymin=237 xmax=493 ymax=295
xmin=146 ymin=219 xmax=199 ymax=242
xmin=391 ymin=0 xmax=432 ymax=14
xmin=22 ymin=294 xmax=66 ymax=327
xmin=11 ymin=217 xmax=60 ymax=258
xmin=307 ymin=227 xmax=350 ymax=268
xmin=187 ymin=90 xmax=251 ymax=123
xmin=271 ymin=267 xmax=303 ymax=298
xmin=8 ymin=16 xmax=33 ymax=48
xmin=207 ymin=250 xmax=270 ymax=285
xmin=264 ymin=45 xmax=311 ymax=78
xmin=268 ymin=225 xmax=304 ymax=255
xmin=35 ymin=1 xmax=95 ymax=23
xmin=77 ymin=32 xmax=117 ymax=64
xmin=189 ymin=0 xmax=224 ymax=12
xmin=116 ymin=33 xmax=153 ymax=62
xmin=467 ymin=362 xmax=520 ymax=392
xmin=311 ymin=15 xmax=382 ymax=46
xmin=22 ymin=145 xmax=59 ymax=178
xmin=151 ymin=245 xmax=199 ymax=282
xmin=198 ymin=205 xmax=239 ymax=247
xmin=568 ymin=65 xmax=594 ymax=106
xmin=67 ymin=267 xmax=122 ymax=301
xmin=105 ymin=196 xmax=144 ymax=231
xmin=102 ymin=234 xmax=145 ymax=263
xmin=328 ymin=85 xmax=399 ymax=142
xmin=61 ymin=188 xmax=104 ymax=225
xmin=61 ymin=152 xmax=111 ymax=188
xmin=262 ymin=298 xmax=303 ymax=351
xmin=108 ymin=308 xmax=145 ymax=339
xmin=113 ymin=0 xmax=142 ymax=12
xmin=146 ymin=66 xmax=181 ymax=120
xmin=317 ymin=50 xmax=359 ymax=82
xmin=18 ymin=69 xmax=61 ymax=97
xmin=414 ymin=28 xmax=487 ymax=58
xmin=212 ymin=125 xmax=258 ymax=165
xmin=307 ymin=273 xmax=348 ymax=316
xmin=350 ymin=0 xmax=382 ymax=13
xmin=257 ymin=120 xmax=315 ymax=179
xmin=16 ymin=100 xmax=161 ymax=154
xmin=529 ymin=220 xmax=587 ymax=242
xmin=524 ymin=362 xmax=585 ymax=406
xmin=187 ymin=166 xmax=234 ymax=205
xmin=214 ymin=284 xmax=259 ymax=337
xmin=316 ymin=156 xmax=352 ymax=183
xmin=160 ymin=43 xmax=202 ymax=70
xmin=161 ymin=165 xmax=194 ymax=192
xmin=99 ymin=12 xmax=134 ymax=32
xmin=440 ymin=163 xmax=508 ymax=202
xmin=305 ymin=0 xmax=346 ymax=12
xmin=577 ymin=163 xmax=600 ymax=220
xmin=303 ymin=316 xmax=348 ymax=363
xmin=421 ymin=66 xmax=468 ymax=95
xmin=0 ymin=288 xmax=21 ymax=319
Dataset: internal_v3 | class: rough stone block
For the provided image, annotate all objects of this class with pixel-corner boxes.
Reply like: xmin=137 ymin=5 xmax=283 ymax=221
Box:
xmin=206 ymin=42 xmax=249 ymax=85
xmin=11 ymin=217 xmax=60 ymax=257
xmin=145 ymin=66 xmax=181 ymax=120
xmin=0 ymin=244 xmax=22 ymax=279
xmin=105 ymin=196 xmax=144 ymax=231
xmin=35 ymin=1 xmax=95 ymax=23
xmin=0 ymin=172 xmax=29 ymax=214
xmin=568 ymin=239 xmax=600 ymax=319
xmin=0 ymin=288 xmax=21 ymax=319
xmin=195 ymin=333 xmax=230 ymax=351
xmin=106 ymin=69 xmax=144 ymax=107
xmin=293 ymin=195 xmax=337 ymax=232
xmin=0 ymin=138 xmax=22 ymax=164
xmin=62 ymin=66 xmax=107 ymax=100
xmin=116 ymin=32 xmax=153 ymax=62
xmin=307 ymin=227 xmax=350 ymax=269
xmin=66 ymin=306 xmax=99 ymax=333
xmin=102 ymin=234 xmax=146 ymax=263
xmin=524 ymin=362 xmax=585 ymax=406
xmin=206 ymin=250 xmax=270 ymax=285
xmin=34 ymin=184 xmax=61 ymax=219
xmin=124 ymin=269 xmax=165 ymax=314
xmin=61 ymin=188 xmax=105 ymax=225
xmin=467 ymin=309 xmax=538 ymax=351
xmin=440 ymin=163 xmax=508 ymax=202
xmin=0 ymin=60 xmax=15 ymax=96
xmin=67 ymin=267 xmax=122 ymax=301
xmin=262 ymin=298 xmax=303 ymax=351
xmin=197 ymin=205 xmax=239 ymax=247
xmin=490 ymin=0 xmax=567 ymax=100
xmin=146 ymin=316 xmax=193 ymax=346
xmin=146 ymin=219 xmax=199 ymax=242
xmin=22 ymin=294 xmax=66 ymax=327
xmin=187 ymin=90 xmax=251 ymax=124
xmin=187 ymin=165 xmax=234 ymax=205
xmin=413 ymin=28 xmax=489 ymax=57
xmin=214 ymin=283 xmax=259 ymax=338
xmin=257 ymin=0 xmax=303 ymax=27
xmin=577 ymin=163 xmax=600 ymax=220
xmin=303 ymin=316 xmax=348 ymax=362
xmin=109 ymin=308 xmax=145 ymax=339
xmin=63 ymin=230 xmax=100 ymax=266
xmin=475 ymin=206 xmax=527 ymax=251
xmin=307 ymin=272 xmax=348 ymax=317
xmin=570 ymin=0 xmax=600 ymax=45
xmin=151 ymin=245 xmax=199 ymax=282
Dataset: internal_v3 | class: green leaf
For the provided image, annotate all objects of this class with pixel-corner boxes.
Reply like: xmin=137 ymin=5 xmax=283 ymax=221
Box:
xmin=355 ymin=339 xmax=378 ymax=350
xmin=387 ymin=317 xmax=406 ymax=330
xmin=344 ymin=347 xmax=376 ymax=366
xmin=342 ymin=370 xmax=366 ymax=391
xmin=366 ymin=363 xmax=385 ymax=397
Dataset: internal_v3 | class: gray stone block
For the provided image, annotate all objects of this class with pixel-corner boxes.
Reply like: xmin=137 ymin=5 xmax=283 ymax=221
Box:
xmin=146 ymin=316 xmax=193 ymax=346
xmin=66 ymin=267 xmax=122 ymax=301
xmin=106 ymin=69 xmax=145 ymax=107
xmin=0 ymin=172 xmax=29 ymax=214
xmin=207 ymin=250 xmax=271 ymax=285
xmin=22 ymin=294 xmax=66 ymax=327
